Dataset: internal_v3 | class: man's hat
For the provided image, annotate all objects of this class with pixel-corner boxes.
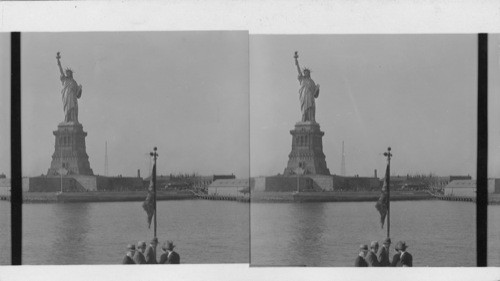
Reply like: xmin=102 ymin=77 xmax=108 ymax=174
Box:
xmin=370 ymin=241 xmax=379 ymax=249
xmin=150 ymin=238 xmax=158 ymax=244
xmin=137 ymin=241 xmax=146 ymax=248
xmin=383 ymin=237 xmax=392 ymax=244
xmin=163 ymin=240 xmax=176 ymax=250
xmin=359 ymin=244 xmax=368 ymax=251
xmin=395 ymin=241 xmax=408 ymax=251
xmin=127 ymin=244 xmax=136 ymax=251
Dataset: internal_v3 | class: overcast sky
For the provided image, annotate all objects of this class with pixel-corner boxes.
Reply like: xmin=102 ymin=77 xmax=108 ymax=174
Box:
xmin=250 ymin=35 xmax=477 ymax=178
xmin=0 ymin=33 xmax=495 ymax=179
xmin=18 ymin=32 xmax=249 ymax=178
xmin=0 ymin=34 xmax=10 ymax=178
xmin=489 ymin=34 xmax=500 ymax=179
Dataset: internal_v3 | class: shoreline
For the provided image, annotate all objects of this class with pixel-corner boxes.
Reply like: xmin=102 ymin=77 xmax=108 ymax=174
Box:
xmin=250 ymin=190 xmax=434 ymax=203
xmin=1 ymin=190 xmax=195 ymax=204
xmin=1 ymin=190 xmax=499 ymax=204
xmin=250 ymin=191 xmax=500 ymax=204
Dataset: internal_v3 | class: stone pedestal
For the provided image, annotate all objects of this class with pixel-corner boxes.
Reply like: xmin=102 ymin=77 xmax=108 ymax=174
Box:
xmin=47 ymin=122 xmax=94 ymax=176
xmin=284 ymin=121 xmax=330 ymax=175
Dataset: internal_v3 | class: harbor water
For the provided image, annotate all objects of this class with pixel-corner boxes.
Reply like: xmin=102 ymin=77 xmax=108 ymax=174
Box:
xmin=1 ymin=200 xmax=500 ymax=265
xmin=19 ymin=200 xmax=249 ymax=264
xmin=251 ymin=200 xmax=489 ymax=266
xmin=0 ymin=201 xmax=10 ymax=265
xmin=489 ymin=205 xmax=500 ymax=265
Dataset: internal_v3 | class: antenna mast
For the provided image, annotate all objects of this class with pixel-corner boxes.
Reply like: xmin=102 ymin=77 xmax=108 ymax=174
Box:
xmin=104 ymin=141 xmax=109 ymax=176
xmin=341 ymin=141 xmax=346 ymax=176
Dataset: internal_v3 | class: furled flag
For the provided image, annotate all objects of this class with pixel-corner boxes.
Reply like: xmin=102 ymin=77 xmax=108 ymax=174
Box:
xmin=375 ymin=163 xmax=389 ymax=228
xmin=142 ymin=163 xmax=156 ymax=228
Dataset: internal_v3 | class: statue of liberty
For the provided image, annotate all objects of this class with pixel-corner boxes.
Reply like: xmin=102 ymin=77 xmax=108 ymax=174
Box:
xmin=56 ymin=52 xmax=82 ymax=123
xmin=294 ymin=51 xmax=320 ymax=122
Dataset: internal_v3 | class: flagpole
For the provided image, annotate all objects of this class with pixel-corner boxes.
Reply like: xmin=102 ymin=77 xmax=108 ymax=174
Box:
xmin=150 ymin=147 xmax=158 ymax=238
xmin=150 ymin=147 xmax=159 ymax=259
xmin=384 ymin=147 xmax=392 ymax=239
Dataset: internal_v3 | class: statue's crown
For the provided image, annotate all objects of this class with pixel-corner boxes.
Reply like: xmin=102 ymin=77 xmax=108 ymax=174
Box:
xmin=303 ymin=67 xmax=311 ymax=73
xmin=65 ymin=67 xmax=73 ymax=74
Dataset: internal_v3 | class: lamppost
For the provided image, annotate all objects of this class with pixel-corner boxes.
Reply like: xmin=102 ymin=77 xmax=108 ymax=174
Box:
xmin=57 ymin=142 xmax=68 ymax=194
xmin=294 ymin=166 xmax=305 ymax=193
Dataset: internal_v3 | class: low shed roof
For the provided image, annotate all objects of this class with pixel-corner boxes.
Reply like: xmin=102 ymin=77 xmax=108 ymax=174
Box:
xmin=445 ymin=180 xmax=476 ymax=189
xmin=208 ymin=179 xmax=249 ymax=188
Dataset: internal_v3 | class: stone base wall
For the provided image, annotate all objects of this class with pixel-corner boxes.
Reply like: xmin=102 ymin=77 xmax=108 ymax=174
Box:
xmin=344 ymin=177 xmax=381 ymax=191
xmin=251 ymin=176 xmax=314 ymax=192
xmin=23 ymin=176 xmax=144 ymax=192
xmin=95 ymin=176 xmax=144 ymax=191
xmin=306 ymin=175 xmax=335 ymax=191
xmin=24 ymin=176 xmax=78 ymax=192
xmin=73 ymin=175 xmax=98 ymax=191
xmin=252 ymin=175 xmax=381 ymax=192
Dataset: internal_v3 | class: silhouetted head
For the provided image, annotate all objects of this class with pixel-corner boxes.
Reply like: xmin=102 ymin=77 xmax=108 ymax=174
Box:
xmin=127 ymin=244 xmax=136 ymax=253
xmin=359 ymin=244 xmax=368 ymax=256
xmin=150 ymin=237 xmax=158 ymax=246
xmin=395 ymin=241 xmax=408 ymax=252
xmin=383 ymin=237 xmax=392 ymax=248
xmin=162 ymin=240 xmax=176 ymax=251
xmin=137 ymin=241 xmax=146 ymax=252
xmin=370 ymin=241 xmax=379 ymax=252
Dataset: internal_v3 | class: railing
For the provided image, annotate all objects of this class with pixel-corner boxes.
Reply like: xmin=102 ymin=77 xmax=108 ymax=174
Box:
xmin=428 ymin=191 xmax=475 ymax=203
xmin=194 ymin=193 xmax=250 ymax=203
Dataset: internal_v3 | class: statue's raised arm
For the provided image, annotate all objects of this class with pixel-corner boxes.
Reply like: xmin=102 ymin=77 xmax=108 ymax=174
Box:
xmin=294 ymin=52 xmax=319 ymax=123
xmin=294 ymin=51 xmax=303 ymax=77
xmin=56 ymin=52 xmax=65 ymax=77
xmin=56 ymin=52 xmax=82 ymax=123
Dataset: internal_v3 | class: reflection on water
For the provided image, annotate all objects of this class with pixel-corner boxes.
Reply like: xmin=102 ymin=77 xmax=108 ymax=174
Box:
xmin=50 ymin=204 xmax=92 ymax=264
xmin=488 ymin=205 xmax=500 ymax=266
xmin=12 ymin=200 xmax=500 ymax=265
xmin=22 ymin=203 xmax=94 ymax=264
xmin=251 ymin=200 xmax=477 ymax=266
xmin=286 ymin=203 xmax=326 ymax=266
xmin=0 ymin=202 xmax=10 ymax=264
xmin=23 ymin=200 xmax=248 ymax=264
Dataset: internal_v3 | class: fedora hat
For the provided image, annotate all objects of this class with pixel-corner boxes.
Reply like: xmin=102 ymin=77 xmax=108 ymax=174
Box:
xmin=127 ymin=244 xmax=136 ymax=251
xmin=383 ymin=237 xmax=392 ymax=244
xmin=395 ymin=241 xmax=408 ymax=251
xmin=163 ymin=240 xmax=176 ymax=251
xmin=359 ymin=244 xmax=368 ymax=251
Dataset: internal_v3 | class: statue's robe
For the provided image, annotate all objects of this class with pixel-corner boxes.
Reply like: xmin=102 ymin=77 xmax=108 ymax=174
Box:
xmin=61 ymin=75 xmax=81 ymax=123
xmin=298 ymin=75 xmax=319 ymax=122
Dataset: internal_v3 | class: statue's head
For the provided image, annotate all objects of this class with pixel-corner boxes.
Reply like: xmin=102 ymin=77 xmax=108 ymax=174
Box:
xmin=65 ymin=68 xmax=73 ymax=78
xmin=303 ymin=68 xmax=311 ymax=77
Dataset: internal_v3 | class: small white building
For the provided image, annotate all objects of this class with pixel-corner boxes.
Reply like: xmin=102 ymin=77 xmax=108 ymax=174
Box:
xmin=207 ymin=179 xmax=249 ymax=196
xmin=488 ymin=178 xmax=500 ymax=194
xmin=444 ymin=180 xmax=476 ymax=197
xmin=0 ymin=178 xmax=11 ymax=196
